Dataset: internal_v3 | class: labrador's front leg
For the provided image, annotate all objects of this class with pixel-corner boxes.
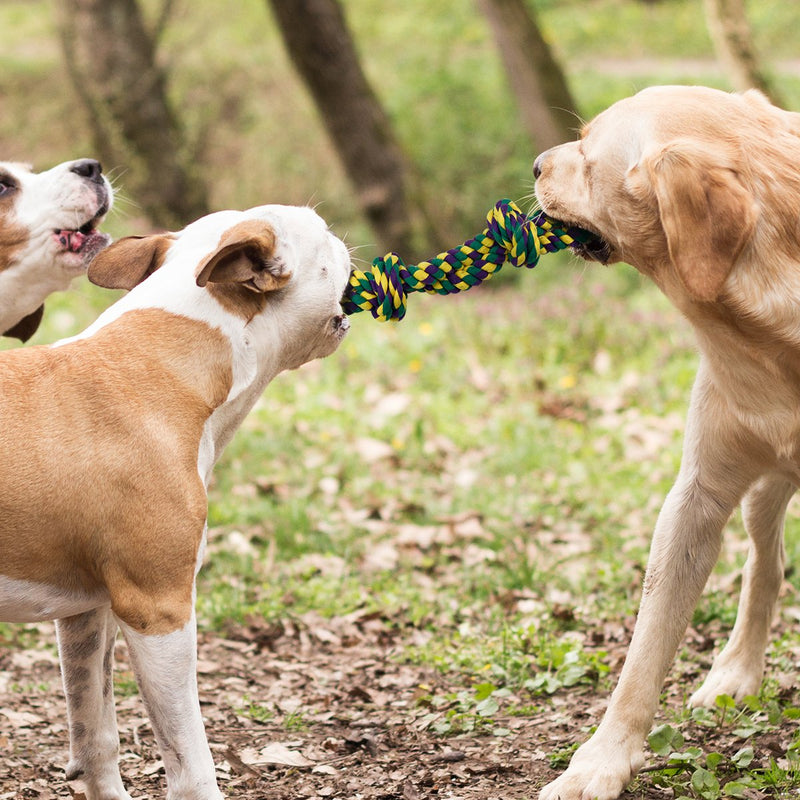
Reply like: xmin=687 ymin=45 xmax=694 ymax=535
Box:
xmin=540 ymin=479 xmax=736 ymax=798
xmin=118 ymin=612 xmax=222 ymax=800
xmin=539 ymin=398 xmax=759 ymax=800
xmin=691 ymin=475 xmax=794 ymax=707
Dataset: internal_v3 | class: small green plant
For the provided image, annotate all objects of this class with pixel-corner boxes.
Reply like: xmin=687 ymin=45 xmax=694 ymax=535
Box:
xmin=9 ymin=681 xmax=50 ymax=694
xmin=416 ymin=682 xmax=512 ymax=736
xmin=548 ymin=740 xmax=580 ymax=770
xmin=645 ymin=693 xmax=800 ymax=798
xmin=0 ymin=623 xmax=51 ymax=651
xmin=404 ymin=622 xmax=610 ymax=703
xmin=241 ymin=696 xmax=274 ymax=724
xmin=647 ymin=722 xmax=756 ymax=799
xmin=524 ymin=637 xmax=609 ymax=696
xmin=283 ymin=709 xmax=311 ymax=732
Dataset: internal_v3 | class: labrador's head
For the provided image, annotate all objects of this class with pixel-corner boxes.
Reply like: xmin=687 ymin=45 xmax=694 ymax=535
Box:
xmin=534 ymin=86 xmax=800 ymax=305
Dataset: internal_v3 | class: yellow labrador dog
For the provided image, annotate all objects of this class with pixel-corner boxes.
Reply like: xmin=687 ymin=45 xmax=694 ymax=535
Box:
xmin=534 ymin=85 xmax=800 ymax=799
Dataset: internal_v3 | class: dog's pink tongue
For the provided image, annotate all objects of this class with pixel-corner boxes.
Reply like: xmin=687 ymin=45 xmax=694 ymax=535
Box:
xmin=56 ymin=230 xmax=87 ymax=253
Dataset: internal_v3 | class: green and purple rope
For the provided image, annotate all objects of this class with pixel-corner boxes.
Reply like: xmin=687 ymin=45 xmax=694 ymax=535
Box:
xmin=341 ymin=199 xmax=594 ymax=322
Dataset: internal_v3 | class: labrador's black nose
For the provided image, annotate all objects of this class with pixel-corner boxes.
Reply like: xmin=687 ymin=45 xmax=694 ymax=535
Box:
xmin=533 ymin=153 xmax=545 ymax=180
xmin=70 ymin=159 xmax=104 ymax=184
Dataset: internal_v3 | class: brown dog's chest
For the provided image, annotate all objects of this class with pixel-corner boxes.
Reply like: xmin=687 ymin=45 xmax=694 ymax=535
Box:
xmin=0 ymin=310 xmax=233 ymax=631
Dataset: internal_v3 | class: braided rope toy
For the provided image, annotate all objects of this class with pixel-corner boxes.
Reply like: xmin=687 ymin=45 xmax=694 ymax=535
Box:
xmin=341 ymin=199 xmax=594 ymax=322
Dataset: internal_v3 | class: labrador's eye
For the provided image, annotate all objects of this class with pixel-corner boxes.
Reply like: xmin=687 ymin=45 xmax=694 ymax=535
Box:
xmin=0 ymin=179 xmax=15 ymax=197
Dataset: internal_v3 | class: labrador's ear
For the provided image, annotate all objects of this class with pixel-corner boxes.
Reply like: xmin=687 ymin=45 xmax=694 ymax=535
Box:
xmin=645 ymin=140 xmax=759 ymax=302
xmin=3 ymin=304 xmax=44 ymax=342
xmin=742 ymin=89 xmax=800 ymax=137
xmin=195 ymin=220 xmax=291 ymax=293
xmin=88 ymin=235 xmax=175 ymax=290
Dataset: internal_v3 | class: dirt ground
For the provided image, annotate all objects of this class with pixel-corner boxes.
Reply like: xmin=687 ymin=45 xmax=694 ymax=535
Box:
xmin=0 ymin=611 xmax=797 ymax=800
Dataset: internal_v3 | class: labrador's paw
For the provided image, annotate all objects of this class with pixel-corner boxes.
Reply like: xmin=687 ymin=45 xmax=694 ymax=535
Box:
xmin=689 ymin=652 xmax=764 ymax=708
xmin=538 ymin=735 xmax=644 ymax=800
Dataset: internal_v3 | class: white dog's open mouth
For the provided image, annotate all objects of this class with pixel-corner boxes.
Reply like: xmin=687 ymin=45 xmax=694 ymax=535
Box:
xmin=54 ymin=214 xmax=111 ymax=264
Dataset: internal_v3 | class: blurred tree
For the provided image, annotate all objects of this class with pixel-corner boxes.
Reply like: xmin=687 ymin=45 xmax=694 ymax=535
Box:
xmin=703 ymin=0 xmax=782 ymax=105
xmin=266 ymin=0 xmax=439 ymax=256
xmin=56 ymin=0 xmax=208 ymax=229
xmin=477 ymin=0 xmax=580 ymax=151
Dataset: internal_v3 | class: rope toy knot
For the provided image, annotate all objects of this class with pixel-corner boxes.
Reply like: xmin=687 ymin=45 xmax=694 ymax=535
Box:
xmin=341 ymin=199 xmax=593 ymax=322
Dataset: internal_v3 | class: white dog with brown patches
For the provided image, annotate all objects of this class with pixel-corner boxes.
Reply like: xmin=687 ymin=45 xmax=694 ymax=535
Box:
xmin=534 ymin=85 xmax=800 ymax=799
xmin=0 ymin=204 xmax=351 ymax=800
xmin=0 ymin=158 xmax=112 ymax=341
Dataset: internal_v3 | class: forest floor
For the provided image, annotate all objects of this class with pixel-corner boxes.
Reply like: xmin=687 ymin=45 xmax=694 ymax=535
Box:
xmin=2 ymin=608 xmax=798 ymax=799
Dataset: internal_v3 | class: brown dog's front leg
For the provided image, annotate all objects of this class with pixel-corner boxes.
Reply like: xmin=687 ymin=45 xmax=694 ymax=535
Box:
xmin=118 ymin=611 xmax=223 ymax=800
xmin=691 ymin=475 xmax=794 ymax=706
xmin=540 ymin=387 xmax=761 ymax=800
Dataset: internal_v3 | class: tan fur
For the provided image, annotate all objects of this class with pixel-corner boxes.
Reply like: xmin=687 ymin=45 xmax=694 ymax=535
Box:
xmin=534 ymin=86 xmax=800 ymax=800
xmin=204 ymin=282 xmax=268 ymax=321
xmin=195 ymin=219 xmax=284 ymax=288
xmin=195 ymin=219 xmax=291 ymax=321
xmin=0 ymin=212 xmax=28 ymax=272
xmin=87 ymin=234 xmax=175 ymax=290
xmin=0 ymin=310 xmax=232 ymax=634
xmin=645 ymin=140 xmax=760 ymax=301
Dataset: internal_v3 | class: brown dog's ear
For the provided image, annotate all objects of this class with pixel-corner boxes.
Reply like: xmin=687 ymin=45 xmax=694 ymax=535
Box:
xmin=646 ymin=141 xmax=759 ymax=302
xmin=195 ymin=220 xmax=291 ymax=293
xmin=3 ymin=304 xmax=44 ymax=342
xmin=741 ymin=89 xmax=800 ymax=138
xmin=88 ymin=235 xmax=175 ymax=290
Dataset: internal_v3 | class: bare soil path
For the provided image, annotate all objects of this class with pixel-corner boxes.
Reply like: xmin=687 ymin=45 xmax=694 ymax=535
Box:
xmin=2 ymin=610 xmax=797 ymax=799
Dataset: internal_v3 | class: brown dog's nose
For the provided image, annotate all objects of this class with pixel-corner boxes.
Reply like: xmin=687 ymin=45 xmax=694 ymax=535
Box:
xmin=533 ymin=153 xmax=546 ymax=180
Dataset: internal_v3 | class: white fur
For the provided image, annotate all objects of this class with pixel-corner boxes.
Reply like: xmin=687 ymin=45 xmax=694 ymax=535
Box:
xmin=120 ymin=616 xmax=222 ymax=800
xmin=0 ymin=575 xmax=109 ymax=622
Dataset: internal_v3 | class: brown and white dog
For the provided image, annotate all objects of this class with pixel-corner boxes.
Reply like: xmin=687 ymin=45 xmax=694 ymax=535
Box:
xmin=0 ymin=204 xmax=351 ymax=800
xmin=0 ymin=158 xmax=112 ymax=341
xmin=534 ymin=85 xmax=800 ymax=799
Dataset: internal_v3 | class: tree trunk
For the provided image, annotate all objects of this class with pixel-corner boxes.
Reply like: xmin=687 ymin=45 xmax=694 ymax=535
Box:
xmin=56 ymin=0 xmax=208 ymax=229
xmin=703 ymin=0 xmax=782 ymax=105
xmin=266 ymin=0 xmax=420 ymax=255
xmin=477 ymin=0 xmax=579 ymax=152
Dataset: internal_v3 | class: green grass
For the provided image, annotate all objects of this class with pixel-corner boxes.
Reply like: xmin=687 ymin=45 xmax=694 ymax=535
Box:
xmin=197 ymin=255 xmax=702 ymax=611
